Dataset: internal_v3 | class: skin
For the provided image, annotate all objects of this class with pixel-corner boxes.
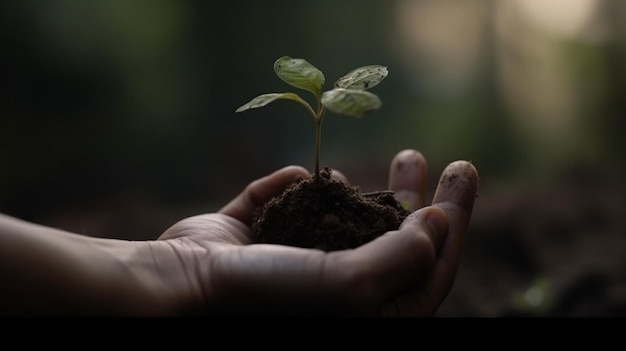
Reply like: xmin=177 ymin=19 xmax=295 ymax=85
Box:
xmin=0 ymin=149 xmax=478 ymax=317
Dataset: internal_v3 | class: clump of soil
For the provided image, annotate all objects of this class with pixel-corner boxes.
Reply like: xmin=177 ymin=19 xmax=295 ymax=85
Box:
xmin=253 ymin=168 xmax=410 ymax=251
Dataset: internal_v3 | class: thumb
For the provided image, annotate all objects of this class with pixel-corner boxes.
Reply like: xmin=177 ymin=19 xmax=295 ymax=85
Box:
xmin=348 ymin=206 xmax=449 ymax=302
xmin=400 ymin=205 xmax=449 ymax=254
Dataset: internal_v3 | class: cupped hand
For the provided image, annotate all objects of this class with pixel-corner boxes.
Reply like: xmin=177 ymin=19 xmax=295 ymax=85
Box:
xmin=147 ymin=149 xmax=478 ymax=317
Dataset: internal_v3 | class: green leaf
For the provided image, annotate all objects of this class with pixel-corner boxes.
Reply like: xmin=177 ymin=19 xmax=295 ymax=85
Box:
xmin=321 ymin=88 xmax=382 ymax=118
xmin=334 ymin=65 xmax=388 ymax=90
xmin=235 ymin=92 xmax=316 ymax=118
xmin=274 ymin=56 xmax=325 ymax=99
xmin=401 ymin=200 xmax=410 ymax=211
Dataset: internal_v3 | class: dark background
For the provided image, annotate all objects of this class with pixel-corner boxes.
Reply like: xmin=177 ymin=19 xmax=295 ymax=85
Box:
xmin=2 ymin=0 xmax=625 ymax=317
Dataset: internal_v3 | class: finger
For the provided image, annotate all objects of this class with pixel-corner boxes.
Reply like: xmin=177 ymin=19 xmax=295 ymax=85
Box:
xmin=330 ymin=206 xmax=449 ymax=316
xmin=429 ymin=160 xmax=479 ymax=303
xmin=388 ymin=149 xmax=428 ymax=212
xmin=218 ymin=166 xmax=311 ymax=225
xmin=329 ymin=169 xmax=349 ymax=184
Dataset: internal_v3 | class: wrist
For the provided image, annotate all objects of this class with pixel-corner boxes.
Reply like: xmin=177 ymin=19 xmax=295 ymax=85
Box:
xmin=0 ymin=214 xmax=172 ymax=316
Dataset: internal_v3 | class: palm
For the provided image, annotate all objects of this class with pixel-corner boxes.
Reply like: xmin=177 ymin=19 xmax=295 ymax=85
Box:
xmin=142 ymin=150 xmax=477 ymax=317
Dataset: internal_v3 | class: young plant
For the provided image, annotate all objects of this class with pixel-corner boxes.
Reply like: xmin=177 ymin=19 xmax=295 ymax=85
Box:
xmin=235 ymin=56 xmax=388 ymax=179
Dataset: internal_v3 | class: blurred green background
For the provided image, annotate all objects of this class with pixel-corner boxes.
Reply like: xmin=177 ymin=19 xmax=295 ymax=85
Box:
xmin=1 ymin=0 xmax=625 ymax=316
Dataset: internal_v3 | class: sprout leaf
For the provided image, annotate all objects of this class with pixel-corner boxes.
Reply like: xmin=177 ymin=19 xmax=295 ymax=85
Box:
xmin=321 ymin=88 xmax=382 ymax=118
xmin=235 ymin=92 xmax=315 ymax=117
xmin=334 ymin=65 xmax=388 ymax=90
xmin=274 ymin=56 xmax=325 ymax=99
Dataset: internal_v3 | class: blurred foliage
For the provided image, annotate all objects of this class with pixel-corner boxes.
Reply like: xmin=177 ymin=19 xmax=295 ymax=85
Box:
xmin=510 ymin=277 xmax=554 ymax=316
xmin=1 ymin=0 xmax=624 ymax=235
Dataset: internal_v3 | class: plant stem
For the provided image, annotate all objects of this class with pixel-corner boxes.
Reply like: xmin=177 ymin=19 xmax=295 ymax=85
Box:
xmin=314 ymin=122 xmax=320 ymax=179
xmin=313 ymin=105 xmax=326 ymax=180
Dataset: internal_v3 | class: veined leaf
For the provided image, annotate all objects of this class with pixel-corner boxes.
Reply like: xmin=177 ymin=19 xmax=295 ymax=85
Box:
xmin=274 ymin=56 xmax=325 ymax=100
xmin=321 ymin=88 xmax=382 ymax=118
xmin=235 ymin=92 xmax=315 ymax=118
xmin=334 ymin=65 xmax=388 ymax=90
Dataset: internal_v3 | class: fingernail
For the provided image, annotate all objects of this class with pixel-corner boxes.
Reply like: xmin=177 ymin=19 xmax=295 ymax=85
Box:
xmin=433 ymin=161 xmax=479 ymax=213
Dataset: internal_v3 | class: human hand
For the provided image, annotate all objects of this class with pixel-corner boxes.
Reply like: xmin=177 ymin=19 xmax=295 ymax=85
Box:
xmin=147 ymin=149 xmax=478 ymax=317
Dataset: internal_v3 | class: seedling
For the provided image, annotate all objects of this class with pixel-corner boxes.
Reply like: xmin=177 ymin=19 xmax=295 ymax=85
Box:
xmin=236 ymin=56 xmax=388 ymax=179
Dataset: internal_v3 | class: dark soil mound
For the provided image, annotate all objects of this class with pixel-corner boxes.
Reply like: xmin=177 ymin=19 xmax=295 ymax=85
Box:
xmin=253 ymin=168 xmax=410 ymax=251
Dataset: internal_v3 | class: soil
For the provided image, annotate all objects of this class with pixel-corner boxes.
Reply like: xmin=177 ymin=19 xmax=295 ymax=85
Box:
xmin=252 ymin=168 xmax=410 ymax=251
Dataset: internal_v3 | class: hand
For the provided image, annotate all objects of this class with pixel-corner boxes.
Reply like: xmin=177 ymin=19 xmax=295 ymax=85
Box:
xmin=150 ymin=149 xmax=478 ymax=316
xmin=0 ymin=149 xmax=478 ymax=317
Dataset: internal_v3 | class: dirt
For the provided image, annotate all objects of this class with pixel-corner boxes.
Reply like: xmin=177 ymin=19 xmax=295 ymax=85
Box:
xmin=252 ymin=168 xmax=410 ymax=251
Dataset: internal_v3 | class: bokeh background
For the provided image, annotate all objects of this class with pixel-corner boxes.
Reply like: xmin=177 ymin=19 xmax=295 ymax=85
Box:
xmin=1 ymin=0 xmax=625 ymax=317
